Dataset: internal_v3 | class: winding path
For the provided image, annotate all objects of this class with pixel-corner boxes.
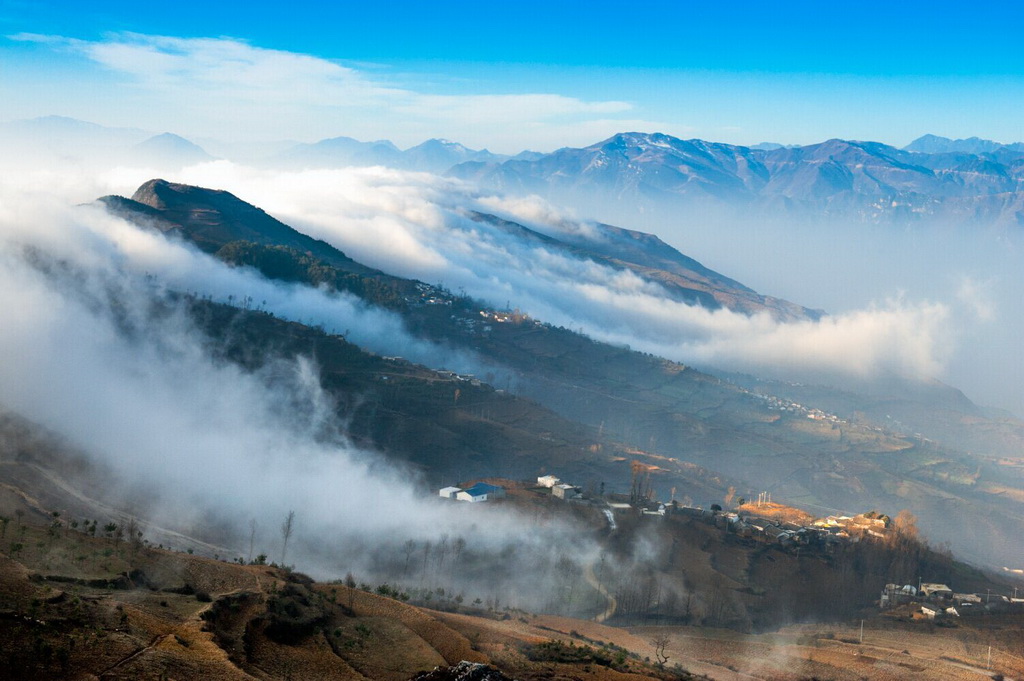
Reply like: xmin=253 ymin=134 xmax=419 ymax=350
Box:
xmin=583 ymin=562 xmax=617 ymax=623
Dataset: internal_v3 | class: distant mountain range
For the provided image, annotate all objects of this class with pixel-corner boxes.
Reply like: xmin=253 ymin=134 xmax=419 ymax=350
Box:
xmin=449 ymin=132 xmax=1024 ymax=226
xmin=273 ymin=135 xmax=543 ymax=173
xmin=904 ymin=133 xmax=1024 ymax=155
xmin=0 ymin=116 xmax=217 ymax=168
xmin=7 ymin=116 xmax=1024 ymax=225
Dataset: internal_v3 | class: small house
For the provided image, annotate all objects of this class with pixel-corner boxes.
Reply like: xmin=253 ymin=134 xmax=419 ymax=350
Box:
xmin=920 ymin=583 xmax=953 ymax=600
xmin=552 ymin=483 xmax=581 ymax=500
xmin=439 ymin=486 xmax=462 ymax=499
xmin=456 ymin=482 xmax=506 ymax=503
xmin=764 ymin=525 xmax=792 ymax=544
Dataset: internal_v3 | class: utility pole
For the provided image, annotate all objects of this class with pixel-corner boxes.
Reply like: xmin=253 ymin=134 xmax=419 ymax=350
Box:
xmin=987 ymin=645 xmax=991 ymax=670
xmin=859 ymin=619 xmax=864 ymax=644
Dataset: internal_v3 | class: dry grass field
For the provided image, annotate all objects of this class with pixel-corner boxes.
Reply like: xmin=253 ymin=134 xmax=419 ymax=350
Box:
xmin=628 ymin=621 xmax=1023 ymax=681
xmin=0 ymin=521 xmax=695 ymax=680
xmin=2 ymin=514 xmax=1021 ymax=681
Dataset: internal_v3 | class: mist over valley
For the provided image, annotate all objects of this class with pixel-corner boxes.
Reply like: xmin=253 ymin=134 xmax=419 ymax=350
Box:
xmin=3 ymin=9 xmax=1024 ymax=679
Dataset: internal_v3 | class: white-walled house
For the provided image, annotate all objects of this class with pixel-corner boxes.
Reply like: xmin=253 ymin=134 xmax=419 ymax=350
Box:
xmin=439 ymin=486 xmax=462 ymax=499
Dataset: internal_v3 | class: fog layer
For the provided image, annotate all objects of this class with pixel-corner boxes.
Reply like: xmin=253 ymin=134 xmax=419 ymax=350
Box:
xmin=0 ymin=181 xmax=599 ymax=610
xmin=171 ymin=162 xmax=1002 ymax=405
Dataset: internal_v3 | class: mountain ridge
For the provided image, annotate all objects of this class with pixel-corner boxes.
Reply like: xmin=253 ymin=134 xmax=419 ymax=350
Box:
xmin=274 ymin=135 xmax=513 ymax=173
xmin=449 ymin=131 xmax=1024 ymax=226
xmin=103 ymin=179 xmax=377 ymax=276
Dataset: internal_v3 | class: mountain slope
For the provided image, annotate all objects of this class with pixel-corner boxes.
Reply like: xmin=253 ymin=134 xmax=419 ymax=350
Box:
xmin=106 ymin=178 xmax=820 ymax=321
xmin=760 ymin=139 xmax=941 ymax=199
xmin=102 ymin=179 xmax=376 ymax=274
xmin=466 ymin=211 xmax=821 ymax=320
xmin=97 ymin=179 xmax=1024 ymax=568
xmin=402 ymin=139 xmax=505 ymax=173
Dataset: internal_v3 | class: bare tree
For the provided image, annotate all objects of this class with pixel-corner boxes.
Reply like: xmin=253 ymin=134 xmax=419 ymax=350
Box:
xmin=651 ymin=633 xmax=670 ymax=667
xmin=436 ymin=534 xmax=450 ymax=570
xmin=451 ymin=536 xmax=466 ymax=578
xmin=126 ymin=516 xmax=144 ymax=568
xmin=891 ymin=509 xmax=919 ymax=542
xmin=280 ymin=510 xmax=295 ymax=566
xmin=402 ymin=539 xmax=416 ymax=576
xmin=420 ymin=540 xmax=432 ymax=583
xmin=248 ymin=518 xmax=257 ymax=564
xmin=345 ymin=572 xmax=357 ymax=609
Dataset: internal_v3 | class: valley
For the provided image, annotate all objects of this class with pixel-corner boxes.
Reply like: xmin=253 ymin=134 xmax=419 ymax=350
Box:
xmin=4 ymin=5 xmax=1024 ymax=679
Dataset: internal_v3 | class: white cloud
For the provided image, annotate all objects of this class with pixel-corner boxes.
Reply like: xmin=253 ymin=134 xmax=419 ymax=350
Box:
xmin=402 ymin=93 xmax=632 ymax=125
xmin=8 ymin=32 xmax=644 ymax=151
xmin=956 ymin=275 xmax=996 ymax=322
xmin=0 ymin=180 xmax=600 ymax=603
xmin=169 ymin=162 xmax=966 ymax=384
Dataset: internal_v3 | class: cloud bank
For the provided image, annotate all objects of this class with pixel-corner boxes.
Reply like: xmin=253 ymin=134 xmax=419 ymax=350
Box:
xmin=0 ymin=182 xmax=603 ymax=609
xmin=172 ymin=162 xmax=973 ymax=387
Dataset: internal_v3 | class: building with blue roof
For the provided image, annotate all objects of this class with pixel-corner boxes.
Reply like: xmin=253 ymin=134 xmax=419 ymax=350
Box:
xmin=455 ymin=482 xmax=506 ymax=502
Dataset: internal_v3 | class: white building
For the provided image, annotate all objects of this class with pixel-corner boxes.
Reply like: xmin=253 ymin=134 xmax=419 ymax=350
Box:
xmin=439 ymin=486 xmax=462 ymax=500
xmin=537 ymin=475 xmax=560 ymax=488
xmin=552 ymin=483 xmax=581 ymax=500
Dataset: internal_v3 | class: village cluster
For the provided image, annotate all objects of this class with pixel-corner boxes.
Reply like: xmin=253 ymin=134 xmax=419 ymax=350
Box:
xmin=437 ymin=473 xmax=890 ymax=553
xmin=437 ymin=474 xmax=1024 ymax=620
xmin=880 ymin=581 xmax=1024 ymax=619
xmin=671 ymin=504 xmax=891 ymax=548
xmin=739 ymin=384 xmax=935 ymax=443
xmin=437 ymin=475 xmax=582 ymax=503
xmin=403 ymin=281 xmax=542 ymax=339
xmin=744 ymin=390 xmax=844 ymax=424
xmin=437 ymin=473 xmax=892 ymax=550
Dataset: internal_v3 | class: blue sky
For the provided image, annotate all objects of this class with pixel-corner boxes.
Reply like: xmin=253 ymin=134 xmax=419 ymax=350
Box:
xmin=2 ymin=0 xmax=1023 ymax=151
